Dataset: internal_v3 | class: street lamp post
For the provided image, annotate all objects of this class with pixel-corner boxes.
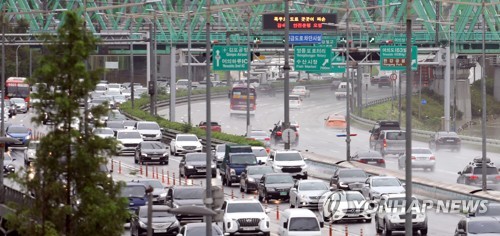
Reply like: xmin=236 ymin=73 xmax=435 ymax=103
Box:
xmin=187 ymin=12 xmax=192 ymax=125
xmin=345 ymin=5 xmax=352 ymax=161
xmin=246 ymin=13 xmax=252 ymax=134
xmin=480 ymin=0 xmax=487 ymax=192
xmin=283 ymin=0 xmax=291 ymax=150
xmin=15 ymin=45 xmax=22 ymax=77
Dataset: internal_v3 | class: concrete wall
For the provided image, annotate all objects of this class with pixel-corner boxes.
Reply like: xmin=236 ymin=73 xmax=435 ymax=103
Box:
xmin=431 ymin=78 xmax=472 ymax=124
xmin=160 ymin=52 xmax=207 ymax=82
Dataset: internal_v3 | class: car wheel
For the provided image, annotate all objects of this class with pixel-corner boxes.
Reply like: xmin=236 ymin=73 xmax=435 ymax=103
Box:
xmin=258 ymin=192 xmax=263 ymax=202
xmin=212 ymin=173 xmax=216 ymax=178
xmin=421 ymin=228 xmax=428 ymax=235
xmin=366 ymin=218 xmax=372 ymax=223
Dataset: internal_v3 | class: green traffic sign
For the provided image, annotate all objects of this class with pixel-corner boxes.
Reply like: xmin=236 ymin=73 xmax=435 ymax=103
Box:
xmin=380 ymin=45 xmax=418 ymax=71
xmin=212 ymin=45 xmax=249 ymax=71
xmin=331 ymin=53 xmax=346 ymax=73
xmin=294 ymin=46 xmax=332 ymax=72
xmin=322 ymin=38 xmax=337 ymax=48
xmin=393 ymin=36 xmax=415 ymax=45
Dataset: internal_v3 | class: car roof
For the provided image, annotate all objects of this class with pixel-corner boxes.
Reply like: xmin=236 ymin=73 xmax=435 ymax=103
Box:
xmin=177 ymin=134 xmax=197 ymax=137
xmin=251 ymin=146 xmax=266 ymax=150
xmin=8 ymin=124 xmax=27 ymax=129
xmin=437 ymin=131 xmax=459 ymax=137
xmin=274 ymin=150 xmax=300 ymax=153
xmin=339 ymin=168 xmax=364 ymax=172
xmin=297 ymin=179 xmax=325 ymax=184
xmin=117 ymin=130 xmax=139 ymax=133
xmin=170 ymin=185 xmax=204 ymax=190
xmin=264 ymin=173 xmax=292 ymax=177
xmin=225 ymin=198 xmax=261 ymax=204
xmin=370 ymin=176 xmax=398 ymax=180
xmin=137 ymin=121 xmax=158 ymax=124
xmin=467 ymin=216 xmax=500 ymax=222
xmin=283 ymin=208 xmax=316 ymax=217
xmin=141 ymin=141 xmax=163 ymax=144
xmin=125 ymin=182 xmax=147 ymax=187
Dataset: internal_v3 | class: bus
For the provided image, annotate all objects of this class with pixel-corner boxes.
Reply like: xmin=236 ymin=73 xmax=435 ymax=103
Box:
xmin=6 ymin=77 xmax=30 ymax=104
xmin=229 ymin=84 xmax=256 ymax=116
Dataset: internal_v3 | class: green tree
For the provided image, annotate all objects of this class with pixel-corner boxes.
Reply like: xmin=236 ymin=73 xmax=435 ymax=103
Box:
xmin=7 ymin=11 xmax=128 ymax=236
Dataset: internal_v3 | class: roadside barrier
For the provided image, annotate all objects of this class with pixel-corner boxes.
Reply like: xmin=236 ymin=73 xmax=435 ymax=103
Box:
xmin=172 ymin=172 xmax=176 ymax=185
xmin=145 ymin=164 xmax=148 ymax=177
xmin=344 ymin=225 xmax=348 ymax=236
xmin=118 ymin=161 xmax=121 ymax=174
xmin=276 ymin=204 xmax=280 ymax=220
xmin=231 ymin=189 xmax=234 ymax=199
xmin=329 ymin=223 xmax=332 ymax=236
xmin=162 ymin=169 xmax=165 ymax=183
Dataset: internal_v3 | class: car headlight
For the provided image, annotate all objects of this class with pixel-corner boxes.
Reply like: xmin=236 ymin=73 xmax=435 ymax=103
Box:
xmin=229 ymin=168 xmax=236 ymax=175
xmin=173 ymin=203 xmax=180 ymax=208
xmin=266 ymin=187 xmax=276 ymax=192
xmin=300 ymin=194 xmax=309 ymax=200
xmin=196 ymin=145 xmax=202 ymax=149
xmin=186 ymin=165 xmax=194 ymax=169
xmin=273 ymin=165 xmax=283 ymax=170
xmin=163 ymin=152 xmax=169 ymax=157
xmin=156 ymin=133 xmax=162 ymax=137
xmin=139 ymin=221 xmax=147 ymax=228
xmin=247 ymin=177 xmax=255 ymax=182
xmin=25 ymin=135 xmax=31 ymax=139
xmin=301 ymin=164 xmax=307 ymax=169
xmin=160 ymin=193 xmax=167 ymax=198
xmin=175 ymin=145 xmax=182 ymax=149
xmin=339 ymin=182 xmax=348 ymax=188
xmin=141 ymin=153 xmax=148 ymax=157
xmin=211 ymin=164 xmax=216 ymax=168
xmin=171 ymin=220 xmax=180 ymax=227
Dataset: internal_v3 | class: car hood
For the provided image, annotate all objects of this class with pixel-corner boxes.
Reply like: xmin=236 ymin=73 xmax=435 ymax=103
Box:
xmin=339 ymin=177 xmax=367 ymax=184
xmin=299 ymin=190 xmax=329 ymax=197
xmin=152 ymin=188 xmax=167 ymax=196
xmin=225 ymin=212 xmax=267 ymax=219
xmin=248 ymin=174 xmax=264 ymax=180
xmin=176 ymin=141 xmax=202 ymax=146
xmin=138 ymin=130 xmax=161 ymax=135
xmin=186 ymin=161 xmax=208 ymax=167
xmin=96 ymin=134 xmax=114 ymax=139
xmin=266 ymin=183 xmax=294 ymax=188
xmin=128 ymin=196 xmax=147 ymax=207
xmin=338 ymin=200 xmax=367 ymax=209
xmin=371 ymin=186 xmax=406 ymax=194
xmin=215 ymin=152 xmax=225 ymax=160
xmin=274 ymin=160 xmax=305 ymax=167
xmin=173 ymin=199 xmax=204 ymax=206
xmin=118 ymin=138 xmax=143 ymax=144
xmin=139 ymin=216 xmax=177 ymax=224
xmin=142 ymin=148 xmax=168 ymax=154
xmin=7 ymin=132 xmax=30 ymax=138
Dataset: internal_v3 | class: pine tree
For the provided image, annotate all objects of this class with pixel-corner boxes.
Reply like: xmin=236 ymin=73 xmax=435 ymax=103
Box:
xmin=7 ymin=11 xmax=128 ymax=236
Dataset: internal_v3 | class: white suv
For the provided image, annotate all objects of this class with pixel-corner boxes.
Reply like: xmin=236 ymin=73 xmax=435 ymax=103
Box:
xmin=268 ymin=150 xmax=308 ymax=179
xmin=374 ymin=194 xmax=428 ymax=235
xmin=135 ymin=121 xmax=163 ymax=141
xmin=221 ymin=199 xmax=271 ymax=236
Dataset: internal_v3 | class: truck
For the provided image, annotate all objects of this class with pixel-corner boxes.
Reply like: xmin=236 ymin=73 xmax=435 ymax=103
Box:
xmin=219 ymin=144 xmax=260 ymax=187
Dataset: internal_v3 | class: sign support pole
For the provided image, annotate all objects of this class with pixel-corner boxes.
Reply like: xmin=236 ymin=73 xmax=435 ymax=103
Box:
xmin=283 ymin=0 xmax=291 ymax=150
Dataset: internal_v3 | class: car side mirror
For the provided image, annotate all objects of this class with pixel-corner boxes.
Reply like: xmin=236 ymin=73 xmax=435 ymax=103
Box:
xmin=290 ymin=188 xmax=297 ymax=192
xmin=320 ymin=222 xmax=324 ymax=228
xmin=457 ymin=171 xmax=462 ymax=175
xmin=283 ymin=222 xmax=288 ymax=229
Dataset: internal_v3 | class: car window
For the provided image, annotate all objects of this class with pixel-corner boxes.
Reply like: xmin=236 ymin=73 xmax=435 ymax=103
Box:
xmin=275 ymin=153 xmax=302 ymax=162
xmin=476 ymin=205 xmax=500 ymax=216
xmin=121 ymin=185 xmax=146 ymax=198
xmin=173 ymin=188 xmax=203 ymax=199
xmin=250 ymin=131 xmax=268 ymax=137
xmin=7 ymin=126 xmax=29 ymax=133
xmin=338 ymin=170 xmax=366 ymax=178
xmin=386 ymin=132 xmax=406 ymax=140
xmin=177 ymin=135 xmax=198 ymax=142
xmin=344 ymin=192 xmax=365 ymax=201
xmin=139 ymin=209 xmax=174 ymax=218
xmin=473 ymin=167 xmax=498 ymax=175
xmin=141 ymin=142 xmax=166 ymax=149
xmin=106 ymin=122 xmax=124 ymax=129
xmin=137 ymin=180 xmax=163 ymax=189
xmin=372 ymin=178 xmax=401 ymax=187
xmin=265 ymin=175 xmax=294 ymax=184
xmin=186 ymin=226 xmax=222 ymax=236
xmin=230 ymin=154 xmax=257 ymax=165
xmin=226 ymin=203 xmax=263 ymax=213
xmin=186 ymin=154 xmax=206 ymax=162
xmin=468 ymin=220 xmax=500 ymax=234
xmin=252 ymin=148 xmax=268 ymax=157
xmin=247 ymin=167 xmax=274 ymax=175
xmin=137 ymin=123 xmax=160 ymax=130
xmin=288 ymin=217 xmax=320 ymax=231
xmin=94 ymin=128 xmax=114 ymax=135
xmin=216 ymin=145 xmax=225 ymax=152
xmin=298 ymin=182 xmax=328 ymax=191
xmin=117 ymin=131 xmax=141 ymax=139
xmin=412 ymin=149 xmax=432 ymax=154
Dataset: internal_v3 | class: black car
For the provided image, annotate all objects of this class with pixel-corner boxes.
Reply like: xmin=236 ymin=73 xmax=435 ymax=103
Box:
xmin=179 ymin=153 xmax=216 ymax=178
xmin=134 ymin=141 xmax=169 ymax=165
xmin=105 ymin=121 xmax=125 ymax=135
xmin=329 ymin=168 xmax=368 ymax=191
xmin=351 ymin=151 xmax=386 ymax=168
xmin=166 ymin=186 xmax=204 ymax=222
xmin=377 ymin=76 xmax=392 ymax=88
xmin=240 ymin=166 xmax=275 ymax=193
xmin=456 ymin=157 xmax=500 ymax=189
xmin=454 ymin=216 xmax=500 ymax=235
xmin=130 ymin=205 xmax=180 ymax=236
xmin=270 ymin=121 xmax=299 ymax=146
xmin=3 ymin=153 xmax=15 ymax=176
xmin=429 ymin=131 xmax=461 ymax=151
xmin=257 ymin=173 xmax=295 ymax=202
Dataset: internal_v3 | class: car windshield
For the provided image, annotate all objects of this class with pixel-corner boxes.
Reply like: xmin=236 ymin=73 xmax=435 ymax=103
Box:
xmin=468 ymin=220 xmax=500 ymax=234
xmin=186 ymin=154 xmax=206 ymax=162
xmin=138 ymin=123 xmax=160 ymax=130
xmin=247 ymin=167 xmax=274 ymax=175
xmin=476 ymin=205 xmax=500 ymax=216
xmin=107 ymin=122 xmax=124 ymax=129
xmin=95 ymin=85 xmax=107 ymax=91
xmin=386 ymin=132 xmax=406 ymax=140
xmin=473 ymin=167 xmax=499 ymax=175
xmin=177 ymin=80 xmax=189 ymax=86
xmin=387 ymin=197 xmax=418 ymax=209
xmin=177 ymin=135 xmax=198 ymax=142
xmin=372 ymin=178 xmax=401 ymax=187
xmin=275 ymin=153 xmax=302 ymax=161
xmin=344 ymin=192 xmax=365 ymax=201
xmin=226 ymin=203 xmax=263 ymax=213
xmin=139 ymin=209 xmax=174 ymax=218
xmin=10 ymin=98 xmax=25 ymax=104
xmin=299 ymin=182 xmax=328 ymax=191
xmin=294 ymin=86 xmax=306 ymax=90
xmin=123 ymin=121 xmax=136 ymax=127
xmin=108 ymin=84 xmax=121 ymax=89
xmin=92 ymin=99 xmax=107 ymax=104
xmin=94 ymin=128 xmax=114 ymax=135
xmin=216 ymin=145 xmax=225 ymax=152
xmin=412 ymin=149 xmax=432 ymax=154
xmin=117 ymin=132 xmax=141 ymax=139
xmin=358 ymin=152 xmax=382 ymax=158
xmin=137 ymin=180 xmax=163 ymax=189
xmin=252 ymin=148 xmax=268 ymax=157
xmin=186 ymin=226 xmax=222 ymax=236
xmin=121 ymin=186 xmax=146 ymax=198
xmin=230 ymin=154 xmax=257 ymax=165
xmin=7 ymin=126 xmax=29 ymax=133
xmin=141 ymin=142 xmax=165 ymax=149
xmin=250 ymin=131 xmax=268 ymax=137
xmin=339 ymin=170 xmax=366 ymax=178
xmin=173 ymin=188 xmax=203 ymax=199
xmin=114 ymin=95 xmax=126 ymax=100
xmin=266 ymin=175 xmax=294 ymax=184
xmin=288 ymin=217 xmax=320 ymax=231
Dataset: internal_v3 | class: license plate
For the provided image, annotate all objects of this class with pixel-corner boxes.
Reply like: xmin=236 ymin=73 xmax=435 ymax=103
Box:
xmin=154 ymin=229 xmax=167 ymax=233
xmin=368 ymin=161 xmax=378 ymax=164
xmin=280 ymin=192 xmax=287 ymax=196
xmin=198 ymin=169 xmax=206 ymax=173
xmin=446 ymin=140 xmax=455 ymax=143
xmin=347 ymin=213 xmax=358 ymax=217
xmin=151 ymin=157 xmax=160 ymax=160
xmin=241 ymin=227 xmax=256 ymax=231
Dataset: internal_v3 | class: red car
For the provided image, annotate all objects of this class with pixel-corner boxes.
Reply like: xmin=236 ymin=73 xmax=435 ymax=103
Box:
xmin=197 ymin=121 xmax=221 ymax=132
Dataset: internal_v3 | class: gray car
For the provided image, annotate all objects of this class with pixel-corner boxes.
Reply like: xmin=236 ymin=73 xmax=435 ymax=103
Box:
xmin=134 ymin=141 xmax=169 ymax=165
xmin=289 ymin=179 xmax=330 ymax=209
xmin=132 ymin=179 xmax=168 ymax=204
xmin=239 ymin=165 xmax=274 ymax=193
xmin=361 ymin=176 xmax=406 ymax=200
xmin=10 ymin=98 xmax=28 ymax=113
xmin=166 ymin=186 xmax=205 ymax=222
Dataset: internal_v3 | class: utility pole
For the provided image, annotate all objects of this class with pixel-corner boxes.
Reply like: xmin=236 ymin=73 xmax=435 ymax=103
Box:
xmin=345 ymin=3 xmax=352 ymax=161
xmin=452 ymin=23 xmax=457 ymax=131
xmin=130 ymin=41 xmax=135 ymax=109
xmin=246 ymin=13 xmax=251 ymax=134
xmin=152 ymin=14 xmax=157 ymax=115
xmin=0 ymin=4 xmax=6 ymax=204
xmin=480 ymin=0 xmax=487 ymax=192
xmin=204 ymin=0 xmax=213 ymax=235
xmin=149 ymin=24 xmax=154 ymax=115
xmin=283 ymin=0 xmax=291 ymax=150
xmin=187 ymin=12 xmax=192 ymax=125
xmin=404 ymin=1 xmax=413 ymax=235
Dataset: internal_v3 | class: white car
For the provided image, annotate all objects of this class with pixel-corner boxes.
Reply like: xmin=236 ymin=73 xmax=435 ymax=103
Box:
xmin=335 ymin=82 xmax=348 ymax=99
xmin=291 ymin=86 xmax=310 ymax=98
xmin=176 ymin=79 xmax=189 ymax=90
xmin=375 ymin=194 xmax=428 ymax=235
xmin=10 ymin=98 xmax=28 ymax=113
xmin=93 ymin=127 xmax=115 ymax=139
xmin=268 ymin=150 xmax=308 ymax=179
xmin=169 ymin=134 xmax=202 ymax=156
xmin=24 ymin=140 xmax=39 ymax=166
xmin=214 ymin=144 xmax=225 ymax=167
xmin=246 ymin=130 xmax=271 ymax=147
xmin=107 ymin=83 xmax=121 ymax=93
xmin=116 ymin=130 xmax=143 ymax=155
xmin=251 ymin=146 xmax=269 ymax=164
xmin=221 ymin=199 xmax=271 ymax=236
xmin=57 ymin=117 xmax=80 ymax=130
xmin=398 ymin=147 xmax=436 ymax=171
xmin=319 ymin=190 xmax=372 ymax=223
xmin=135 ymin=121 xmax=163 ymax=141
xmin=289 ymin=179 xmax=330 ymax=209
xmin=289 ymin=95 xmax=301 ymax=109
xmin=361 ymin=176 xmax=406 ymax=200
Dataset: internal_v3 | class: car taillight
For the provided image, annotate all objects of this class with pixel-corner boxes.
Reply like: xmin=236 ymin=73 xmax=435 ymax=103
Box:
xmin=264 ymin=138 xmax=270 ymax=141
xmin=469 ymin=175 xmax=479 ymax=180
xmin=430 ymin=156 xmax=435 ymax=160
xmin=265 ymin=148 xmax=270 ymax=154
xmin=377 ymin=159 xmax=385 ymax=164
xmin=358 ymin=160 xmax=367 ymax=163
xmin=276 ymin=131 xmax=282 ymax=136
xmin=383 ymin=139 xmax=387 ymax=147
xmin=496 ymin=176 xmax=500 ymax=180
xmin=411 ymin=156 xmax=416 ymax=160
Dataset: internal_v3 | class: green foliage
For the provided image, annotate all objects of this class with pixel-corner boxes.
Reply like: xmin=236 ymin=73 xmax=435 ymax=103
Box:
xmin=470 ymin=78 xmax=500 ymax=117
xmin=7 ymin=11 xmax=128 ymax=236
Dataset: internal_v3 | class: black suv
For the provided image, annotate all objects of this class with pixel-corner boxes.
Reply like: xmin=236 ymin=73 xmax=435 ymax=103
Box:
xmin=377 ymin=76 xmax=392 ymax=88
xmin=429 ymin=131 xmax=461 ymax=151
xmin=270 ymin=121 xmax=299 ymax=146
xmin=369 ymin=120 xmax=400 ymax=149
xmin=329 ymin=168 xmax=368 ymax=191
xmin=457 ymin=157 xmax=500 ymax=189
xmin=257 ymin=173 xmax=295 ymax=202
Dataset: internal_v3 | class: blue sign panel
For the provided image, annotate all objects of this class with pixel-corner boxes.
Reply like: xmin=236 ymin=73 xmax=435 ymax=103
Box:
xmin=289 ymin=33 xmax=323 ymax=44
xmin=421 ymin=99 xmax=427 ymax=105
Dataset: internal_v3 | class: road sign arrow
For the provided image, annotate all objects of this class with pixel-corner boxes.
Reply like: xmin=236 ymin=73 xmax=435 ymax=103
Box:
xmin=322 ymin=59 xmax=329 ymax=66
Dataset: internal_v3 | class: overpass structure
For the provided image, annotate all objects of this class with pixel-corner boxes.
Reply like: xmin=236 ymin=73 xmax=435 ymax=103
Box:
xmin=0 ymin=0 xmax=499 ymax=54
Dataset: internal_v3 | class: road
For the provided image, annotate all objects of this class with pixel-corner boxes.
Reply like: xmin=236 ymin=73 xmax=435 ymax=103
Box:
xmin=8 ymin=107 xmax=463 ymax=235
xmin=158 ymin=86 xmax=500 ymax=188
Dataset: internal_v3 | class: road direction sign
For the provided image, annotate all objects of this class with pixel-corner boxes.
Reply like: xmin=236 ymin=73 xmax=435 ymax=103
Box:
xmin=294 ymin=46 xmax=332 ymax=72
xmin=289 ymin=33 xmax=322 ymax=44
xmin=380 ymin=45 xmax=418 ymax=71
xmin=322 ymin=38 xmax=337 ymax=48
xmin=282 ymin=128 xmax=297 ymax=144
xmin=331 ymin=53 xmax=346 ymax=73
xmin=212 ymin=45 xmax=248 ymax=71
xmin=393 ymin=36 xmax=415 ymax=45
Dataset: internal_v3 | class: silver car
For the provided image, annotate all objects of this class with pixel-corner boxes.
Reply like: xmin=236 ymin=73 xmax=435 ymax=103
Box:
xmin=361 ymin=176 xmax=406 ymax=200
xmin=289 ymin=179 xmax=330 ymax=209
xmin=10 ymin=98 xmax=28 ymax=113
xmin=398 ymin=147 xmax=436 ymax=171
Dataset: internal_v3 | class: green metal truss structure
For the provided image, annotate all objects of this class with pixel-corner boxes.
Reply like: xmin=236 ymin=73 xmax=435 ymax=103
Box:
xmin=1 ymin=0 xmax=499 ymax=54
